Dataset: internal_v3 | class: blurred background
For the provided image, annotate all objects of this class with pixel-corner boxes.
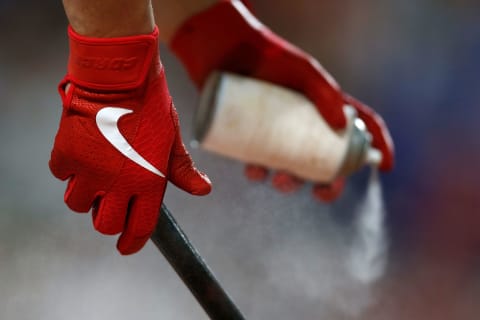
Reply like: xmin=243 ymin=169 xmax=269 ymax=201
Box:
xmin=1 ymin=0 xmax=479 ymax=319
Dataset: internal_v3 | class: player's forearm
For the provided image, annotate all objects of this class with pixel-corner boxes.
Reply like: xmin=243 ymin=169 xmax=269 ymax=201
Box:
xmin=62 ymin=0 xmax=155 ymax=37
xmin=151 ymin=0 xmax=217 ymax=42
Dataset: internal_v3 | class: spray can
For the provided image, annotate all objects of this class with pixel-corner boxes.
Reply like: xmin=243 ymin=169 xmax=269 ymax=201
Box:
xmin=193 ymin=72 xmax=382 ymax=183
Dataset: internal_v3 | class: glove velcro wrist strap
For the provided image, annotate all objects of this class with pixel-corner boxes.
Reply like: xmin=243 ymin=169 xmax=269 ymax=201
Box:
xmin=67 ymin=26 xmax=159 ymax=90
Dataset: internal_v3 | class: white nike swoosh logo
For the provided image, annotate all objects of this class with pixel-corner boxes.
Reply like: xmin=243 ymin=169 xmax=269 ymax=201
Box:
xmin=96 ymin=107 xmax=165 ymax=178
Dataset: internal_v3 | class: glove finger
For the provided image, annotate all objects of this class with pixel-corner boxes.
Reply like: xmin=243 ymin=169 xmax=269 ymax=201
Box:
xmin=312 ymin=177 xmax=345 ymax=202
xmin=168 ymin=126 xmax=211 ymax=196
xmin=255 ymin=33 xmax=347 ymax=130
xmin=309 ymin=90 xmax=347 ymax=130
xmin=344 ymin=94 xmax=394 ymax=171
xmin=92 ymin=192 xmax=129 ymax=236
xmin=244 ymin=164 xmax=269 ymax=181
xmin=64 ymin=176 xmax=99 ymax=213
xmin=271 ymin=171 xmax=305 ymax=193
xmin=49 ymin=150 xmax=72 ymax=181
xmin=117 ymin=195 xmax=161 ymax=255
xmin=299 ymin=59 xmax=347 ymax=130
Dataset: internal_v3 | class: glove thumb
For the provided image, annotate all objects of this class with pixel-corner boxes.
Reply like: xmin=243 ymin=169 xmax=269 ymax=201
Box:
xmin=168 ymin=125 xmax=212 ymax=196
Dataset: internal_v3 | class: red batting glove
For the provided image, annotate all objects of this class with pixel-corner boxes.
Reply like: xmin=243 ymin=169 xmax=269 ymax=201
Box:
xmin=171 ymin=0 xmax=346 ymax=129
xmin=49 ymin=27 xmax=211 ymax=255
xmin=170 ymin=0 xmax=393 ymax=200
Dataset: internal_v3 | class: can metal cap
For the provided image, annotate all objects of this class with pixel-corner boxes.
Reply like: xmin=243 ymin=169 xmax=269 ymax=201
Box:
xmin=338 ymin=109 xmax=382 ymax=177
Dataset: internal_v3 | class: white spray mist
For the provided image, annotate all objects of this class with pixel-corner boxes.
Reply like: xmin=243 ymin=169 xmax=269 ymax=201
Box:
xmin=348 ymin=168 xmax=388 ymax=284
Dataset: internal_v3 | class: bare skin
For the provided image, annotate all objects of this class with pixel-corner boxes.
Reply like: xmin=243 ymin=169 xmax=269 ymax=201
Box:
xmin=62 ymin=0 xmax=155 ymax=37
xmin=151 ymin=0 xmax=217 ymax=42
xmin=63 ymin=0 xmax=215 ymax=39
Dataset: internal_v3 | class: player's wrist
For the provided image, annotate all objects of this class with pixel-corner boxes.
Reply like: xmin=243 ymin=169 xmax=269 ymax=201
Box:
xmin=63 ymin=0 xmax=155 ymax=38
xmin=170 ymin=0 xmax=267 ymax=87
xmin=152 ymin=0 xmax=218 ymax=43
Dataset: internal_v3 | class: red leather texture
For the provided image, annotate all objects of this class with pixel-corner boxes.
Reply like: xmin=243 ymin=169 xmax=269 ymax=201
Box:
xmin=170 ymin=0 xmax=394 ymax=172
xmin=50 ymin=27 xmax=211 ymax=255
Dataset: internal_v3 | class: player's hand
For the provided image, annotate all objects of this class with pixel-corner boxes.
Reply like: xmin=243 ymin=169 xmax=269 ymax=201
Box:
xmin=170 ymin=0 xmax=393 ymax=201
xmin=245 ymin=165 xmax=346 ymax=202
xmin=49 ymin=27 xmax=211 ymax=254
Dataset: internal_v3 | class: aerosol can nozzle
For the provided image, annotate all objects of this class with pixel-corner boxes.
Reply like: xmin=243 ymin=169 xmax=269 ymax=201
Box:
xmin=350 ymin=116 xmax=382 ymax=166
xmin=337 ymin=112 xmax=382 ymax=177
xmin=366 ymin=148 xmax=383 ymax=166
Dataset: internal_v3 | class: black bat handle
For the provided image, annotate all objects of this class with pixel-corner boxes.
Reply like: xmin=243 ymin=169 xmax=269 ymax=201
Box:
xmin=150 ymin=204 xmax=246 ymax=320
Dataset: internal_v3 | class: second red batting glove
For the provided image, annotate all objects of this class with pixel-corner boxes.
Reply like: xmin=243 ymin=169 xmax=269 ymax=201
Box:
xmin=170 ymin=0 xmax=394 ymax=201
xmin=49 ymin=27 xmax=211 ymax=255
